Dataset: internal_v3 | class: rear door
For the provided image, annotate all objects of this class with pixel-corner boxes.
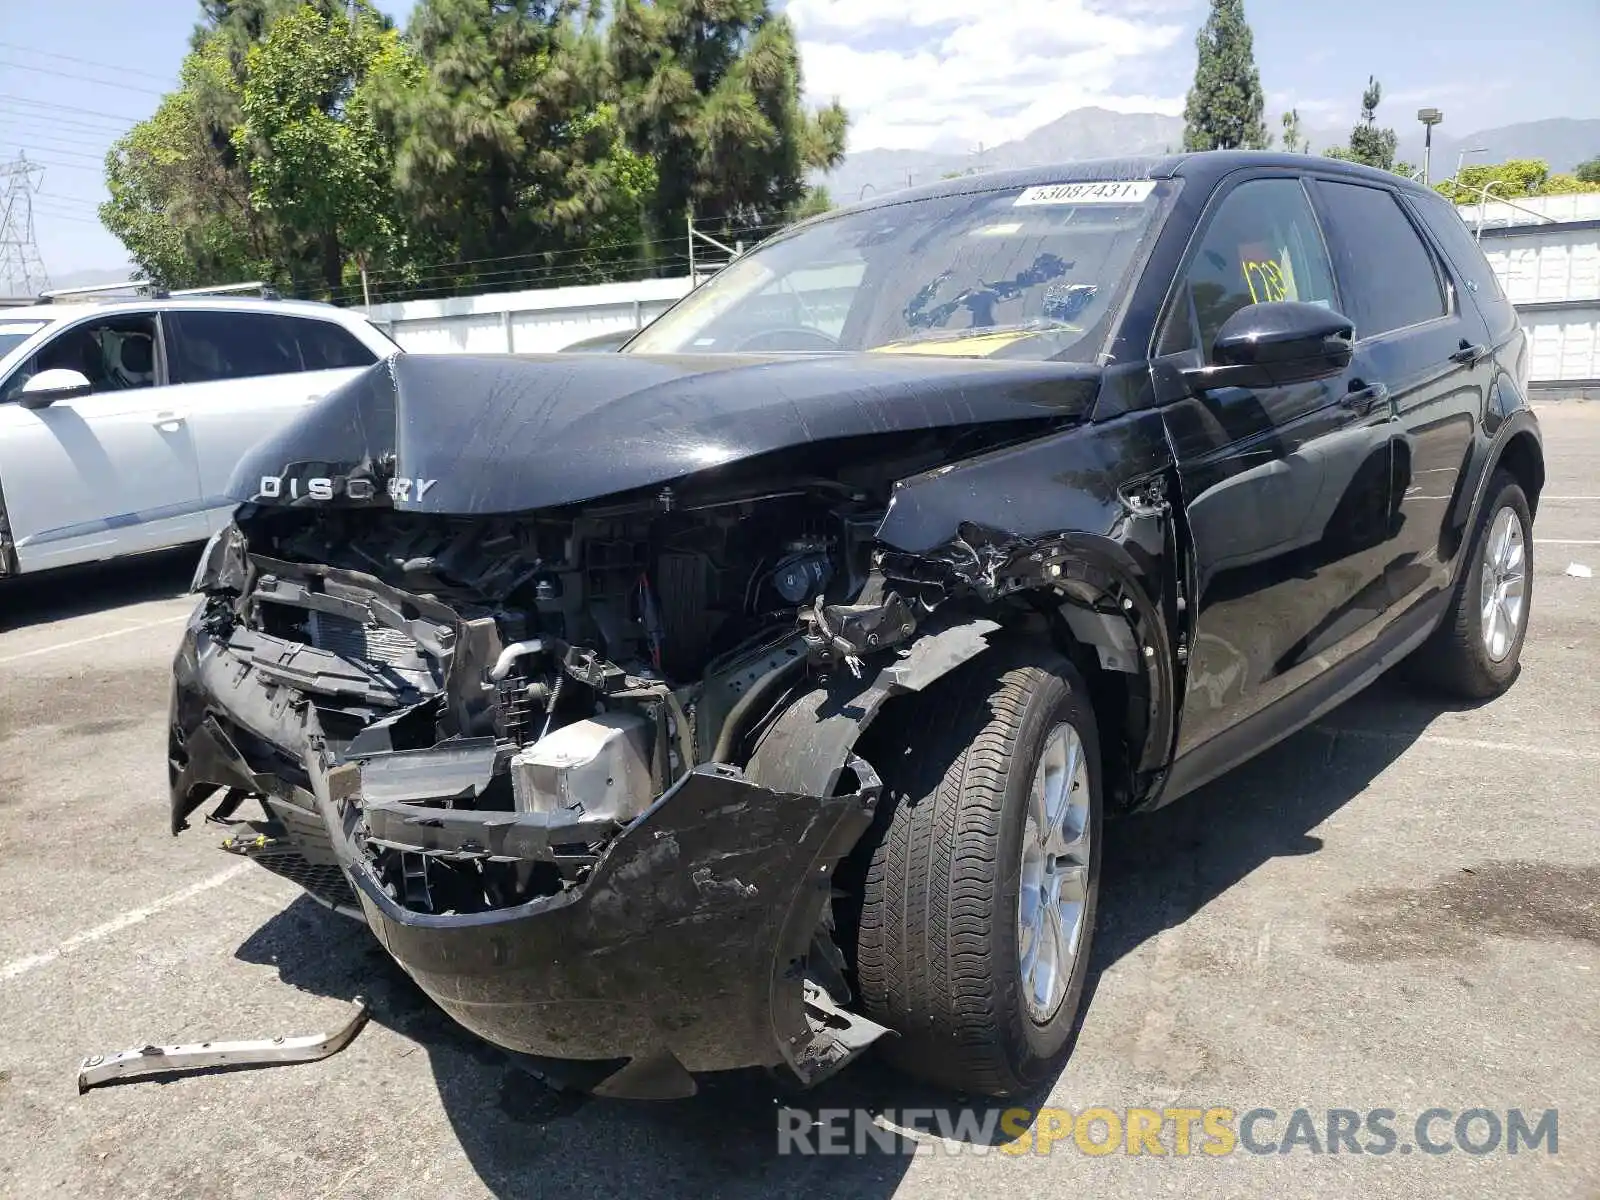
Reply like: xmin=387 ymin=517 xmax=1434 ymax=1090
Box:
xmin=1157 ymin=174 xmax=1402 ymax=757
xmin=1307 ymin=177 xmax=1490 ymax=622
xmin=164 ymin=309 xmax=381 ymax=531
xmin=0 ymin=310 xmax=208 ymax=571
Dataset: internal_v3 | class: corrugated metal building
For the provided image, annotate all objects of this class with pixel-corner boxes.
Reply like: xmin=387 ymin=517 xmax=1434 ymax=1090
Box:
xmin=1464 ymin=193 xmax=1600 ymax=399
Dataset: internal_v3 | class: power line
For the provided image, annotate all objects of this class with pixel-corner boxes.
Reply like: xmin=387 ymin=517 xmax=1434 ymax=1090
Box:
xmin=0 ymin=59 xmax=169 ymax=97
xmin=4 ymin=157 xmax=101 ymax=175
xmin=0 ymin=40 xmax=177 ymax=84
xmin=0 ymin=110 xmax=134 ymax=139
xmin=0 ymin=94 xmax=138 ymax=127
xmin=30 ymin=206 xmax=102 ymax=226
xmin=0 ymin=125 xmax=119 ymax=153
xmin=0 ymin=142 xmax=106 ymax=165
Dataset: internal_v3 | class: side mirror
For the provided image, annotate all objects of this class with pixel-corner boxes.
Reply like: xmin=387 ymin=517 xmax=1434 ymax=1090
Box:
xmin=17 ymin=368 xmax=93 ymax=408
xmin=1181 ymin=301 xmax=1354 ymax=393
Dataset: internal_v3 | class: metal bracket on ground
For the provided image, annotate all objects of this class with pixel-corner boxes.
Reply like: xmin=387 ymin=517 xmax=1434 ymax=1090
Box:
xmin=76 ymin=996 xmax=371 ymax=1094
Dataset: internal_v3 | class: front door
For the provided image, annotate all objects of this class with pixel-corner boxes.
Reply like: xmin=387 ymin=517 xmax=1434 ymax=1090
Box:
xmin=1156 ymin=175 xmax=1402 ymax=756
xmin=0 ymin=311 xmax=207 ymax=572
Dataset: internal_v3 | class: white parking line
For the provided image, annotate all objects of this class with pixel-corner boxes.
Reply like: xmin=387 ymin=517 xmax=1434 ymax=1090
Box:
xmin=0 ymin=864 xmax=248 ymax=983
xmin=1543 ymin=496 xmax=1600 ymax=501
xmin=1318 ymin=726 xmax=1600 ymax=762
xmin=0 ymin=615 xmax=187 ymax=667
xmin=1535 ymin=539 xmax=1600 ymax=546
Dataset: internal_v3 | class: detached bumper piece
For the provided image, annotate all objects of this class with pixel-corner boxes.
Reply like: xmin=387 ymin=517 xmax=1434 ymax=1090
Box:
xmin=349 ymin=759 xmax=890 ymax=1099
xmin=76 ymin=997 xmax=370 ymax=1094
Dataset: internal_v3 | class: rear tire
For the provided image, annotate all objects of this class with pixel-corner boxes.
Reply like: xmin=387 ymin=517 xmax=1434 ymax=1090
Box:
xmin=1408 ymin=471 xmax=1532 ymax=699
xmin=853 ymin=646 xmax=1102 ymax=1097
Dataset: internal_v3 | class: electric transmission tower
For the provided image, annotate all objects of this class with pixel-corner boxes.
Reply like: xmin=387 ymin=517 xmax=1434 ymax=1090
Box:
xmin=0 ymin=153 xmax=52 ymax=298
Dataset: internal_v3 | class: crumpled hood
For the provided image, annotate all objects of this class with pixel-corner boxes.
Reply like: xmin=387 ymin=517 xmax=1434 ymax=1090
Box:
xmin=228 ymin=350 xmax=1101 ymax=515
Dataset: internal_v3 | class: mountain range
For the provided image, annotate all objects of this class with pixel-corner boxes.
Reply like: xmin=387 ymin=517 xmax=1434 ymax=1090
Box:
xmin=818 ymin=110 xmax=1600 ymax=203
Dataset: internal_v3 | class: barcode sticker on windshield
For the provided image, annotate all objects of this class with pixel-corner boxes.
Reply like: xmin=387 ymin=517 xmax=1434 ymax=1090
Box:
xmin=1014 ymin=181 xmax=1157 ymax=207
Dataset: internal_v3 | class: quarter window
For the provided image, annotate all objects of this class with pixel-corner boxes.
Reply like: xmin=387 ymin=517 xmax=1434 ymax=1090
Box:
xmin=1161 ymin=178 xmax=1338 ymax=358
xmin=1313 ymin=181 xmax=1448 ymax=337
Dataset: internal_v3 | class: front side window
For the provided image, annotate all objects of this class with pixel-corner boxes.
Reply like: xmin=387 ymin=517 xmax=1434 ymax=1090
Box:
xmin=1 ymin=312 xmax=158 ymax=401
xmin=1161 ymin=177 xmax=1338 ymax=358
xmin=630 ymin=179 xmax=1179 ymax=361
xmin=1313 ymin=181 xmax=1448 ymax=338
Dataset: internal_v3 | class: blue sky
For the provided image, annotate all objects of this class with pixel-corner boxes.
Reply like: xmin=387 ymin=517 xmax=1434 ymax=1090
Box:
xmin=3 ymin=0 xmax=1597 ymax=277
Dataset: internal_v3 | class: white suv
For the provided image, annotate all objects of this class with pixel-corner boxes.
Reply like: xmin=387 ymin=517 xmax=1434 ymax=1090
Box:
xmin=0 ymin=293 xmax=398 ymax=577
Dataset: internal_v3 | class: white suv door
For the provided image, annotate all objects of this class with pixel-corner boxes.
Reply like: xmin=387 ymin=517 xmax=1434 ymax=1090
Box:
xmin=161 ymin=308 xmax=384 ymax=533
xmin=0 ymin=310 xmax=209 ymax=572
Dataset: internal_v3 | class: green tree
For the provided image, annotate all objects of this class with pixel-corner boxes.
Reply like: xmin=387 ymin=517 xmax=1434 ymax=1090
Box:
xmin=100 ymin=36 xmax=273 ymax=288
xmin=374 ymin=0 xmax=657 ymax=289
xmin=1182 ymin=0 xmax=1268 ymax=152
xmin=1575 ymin=157 xmax=1600 ymax=184
xmin=1280 ymin=108 xmax=1304 ymax=153
xmin=608 ymin=0 xmax=847 ymax=254
xmin=1435 ymin=158 xmax=1600 ymax=202
xmin=233 ymin=2 xmax=418 ymax=292
xmin=1342 ymin=76 xmax=1398 ymax=171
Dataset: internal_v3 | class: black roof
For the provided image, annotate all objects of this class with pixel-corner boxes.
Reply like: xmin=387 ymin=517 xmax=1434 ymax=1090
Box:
xmin=824 ymin=150 xmax=1431 ymax=220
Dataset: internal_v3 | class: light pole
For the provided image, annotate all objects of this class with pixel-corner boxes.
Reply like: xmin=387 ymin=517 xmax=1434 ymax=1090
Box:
xmin=1416 ymin=108 xmax=1443 ymax=186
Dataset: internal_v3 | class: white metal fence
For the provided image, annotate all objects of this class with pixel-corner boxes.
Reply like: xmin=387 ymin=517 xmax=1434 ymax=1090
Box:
xmin=359 ymin=276 xmax=694 ymax=355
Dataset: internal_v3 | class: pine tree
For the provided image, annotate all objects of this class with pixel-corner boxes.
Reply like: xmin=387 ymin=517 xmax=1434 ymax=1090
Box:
xmin=1345 ymin=76 xmax=1399 ymax=171
xmin=1182 ymin=0 xmax=1268 ymax=152
xmin=608 ymin=0 xmax=846 ymax=253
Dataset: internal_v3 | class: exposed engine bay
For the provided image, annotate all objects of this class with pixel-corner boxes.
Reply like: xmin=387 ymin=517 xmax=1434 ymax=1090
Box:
xmin=184 ymin=475 xmax=922 ymax=919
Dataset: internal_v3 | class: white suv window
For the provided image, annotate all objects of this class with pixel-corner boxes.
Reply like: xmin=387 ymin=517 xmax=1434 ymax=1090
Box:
xmin=167 ymin=310 xmax=377 ymax=384
xmin=0 ymin=320 xmax=46 ymax=360
xmin=1 ymin=312 xmax=159 ymax=402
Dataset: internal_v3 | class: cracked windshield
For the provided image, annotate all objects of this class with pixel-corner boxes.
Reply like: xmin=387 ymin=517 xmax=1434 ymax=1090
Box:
xmin=630 ymin=180 xmax=1177 ymax=360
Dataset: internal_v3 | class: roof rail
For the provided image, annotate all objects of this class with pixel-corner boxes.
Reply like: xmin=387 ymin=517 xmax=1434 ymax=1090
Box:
xmin=168 ymin=281 xmax=280 ymax=299
xmin=35 ymin=279 xmax=281 ymax=304
xmin=37 ymin=280 xmax=154 ymax=302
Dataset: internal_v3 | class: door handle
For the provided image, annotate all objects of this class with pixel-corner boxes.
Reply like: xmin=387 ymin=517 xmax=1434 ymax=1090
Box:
xmin=1340 ymin=380 xmax=1390 ymax=416
xmin=152 ymin=411 xmax=187 ymax=431
xmin=1450 ymin=340 xmax=1487 ymax=365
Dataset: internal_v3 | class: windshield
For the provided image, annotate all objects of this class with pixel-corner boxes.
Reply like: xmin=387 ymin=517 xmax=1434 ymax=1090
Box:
xmin=630 ymin=178 xmax=1178 ymax=361
xmin=0 ymin=321 xmax=46 ymax=362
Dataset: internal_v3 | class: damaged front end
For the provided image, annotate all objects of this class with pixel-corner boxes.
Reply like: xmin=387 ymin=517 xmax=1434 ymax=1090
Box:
xmin=167 ymin=351 xmax=1173 ymax=1097
xmin=168 ymin=459 xmax=1021 ymax=1097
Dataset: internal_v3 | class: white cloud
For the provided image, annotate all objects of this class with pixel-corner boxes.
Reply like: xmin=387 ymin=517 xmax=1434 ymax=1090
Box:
xmin=787 ymin=0 xmax=1191 ymax=152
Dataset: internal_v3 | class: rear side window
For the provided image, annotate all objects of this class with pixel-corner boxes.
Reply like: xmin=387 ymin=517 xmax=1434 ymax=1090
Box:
xmin=167 ymin=311 xmax=378 ymax=383
xmin=1159 ymin=177 xmax=1338 ymax=357
xmin=286 ymin=316 xmax=379 ymax=370
xmin=167 ymin=311 xmax=300 ymax=383
xmin=1312 ymin=181 xmax=1447 ymax=338
xmin=1408 ymin=189 xmax=1506 ymax=303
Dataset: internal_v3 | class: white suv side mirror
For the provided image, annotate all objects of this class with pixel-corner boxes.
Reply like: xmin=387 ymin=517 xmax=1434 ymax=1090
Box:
xmin=17 ymin=368 xmax=92 ymax=408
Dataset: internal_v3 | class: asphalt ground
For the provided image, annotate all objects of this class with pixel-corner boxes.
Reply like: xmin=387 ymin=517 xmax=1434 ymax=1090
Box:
xmin=1 ymin=404 xmax=1596 ymax=1199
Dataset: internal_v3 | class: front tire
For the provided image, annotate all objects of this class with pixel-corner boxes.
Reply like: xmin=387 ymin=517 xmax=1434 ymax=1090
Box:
xmin=852 ymin=647 xmax=1102 ymax=1096
xmin=1409 ymin=471 xmax=1533 ymax=699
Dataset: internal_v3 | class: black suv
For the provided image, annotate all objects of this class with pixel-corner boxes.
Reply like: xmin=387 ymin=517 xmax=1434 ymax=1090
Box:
xmin=170 ymin=151 xmax=1541 ymax=1100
